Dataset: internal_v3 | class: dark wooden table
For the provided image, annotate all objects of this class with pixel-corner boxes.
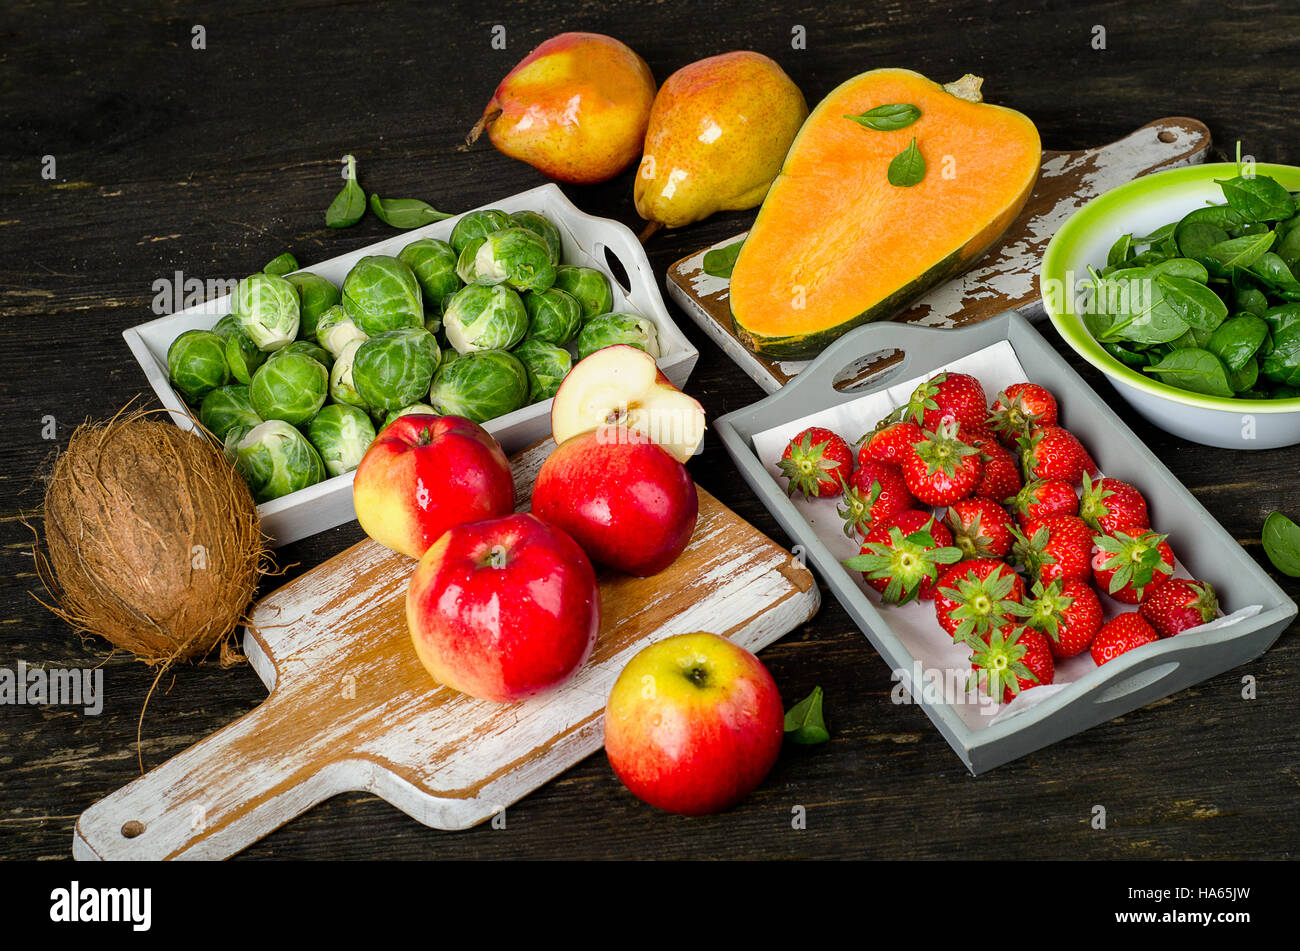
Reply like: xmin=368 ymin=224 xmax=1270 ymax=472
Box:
xmin=3 ymin=0 xmax=1298 ymax=861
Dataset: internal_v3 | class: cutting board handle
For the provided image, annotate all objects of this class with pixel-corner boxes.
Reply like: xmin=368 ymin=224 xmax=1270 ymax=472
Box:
xmin=73 ymin=686 xmax=355 ymax=860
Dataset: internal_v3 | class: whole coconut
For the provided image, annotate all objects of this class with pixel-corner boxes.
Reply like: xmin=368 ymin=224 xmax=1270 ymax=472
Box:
xmin=38 ymin=408 xmax=265 ymax=665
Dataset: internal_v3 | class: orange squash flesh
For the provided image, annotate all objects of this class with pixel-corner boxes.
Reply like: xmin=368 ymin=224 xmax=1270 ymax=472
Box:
xmin=730 ymin=68 xmax=1041 ymax=359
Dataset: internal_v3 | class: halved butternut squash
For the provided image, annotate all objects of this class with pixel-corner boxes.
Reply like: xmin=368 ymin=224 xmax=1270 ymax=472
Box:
xmin=730 ymin=68 xmax=1040 ymax=359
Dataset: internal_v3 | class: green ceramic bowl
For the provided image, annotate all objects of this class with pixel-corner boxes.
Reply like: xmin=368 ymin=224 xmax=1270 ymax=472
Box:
xmin=1041 ymin=161 xmax=1300 ymax=449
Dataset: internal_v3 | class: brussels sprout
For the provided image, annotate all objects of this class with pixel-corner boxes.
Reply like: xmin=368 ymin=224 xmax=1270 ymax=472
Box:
xmin=442 ymin=284 xmax=528 ymax=354
xmin=329 ymin=339 xmax=368 ymax=408
xmin=249 ymin=351 xmax=329 ymax=425
xmin=510 ymin=210 xmax=563 ymax=264
xmin=398 ymin=238 xmax=462 ymax=311
xmin=264 ymin=252 xmax=299 ymax=277
xmin=269 ymin=339 xmax=333 ymax=369
xmin=424 ymin=312 xmax=442 ymax=337
xmin=315 ymin=304 xmax=369 ymax=359
xmin=231 ymin=272 xmax=300 ymax=351
xmin=512 ymin=339 xmax=573 ymax=403
xmin=472 ymin=228 xmax=556 ymax=293
xmin=212 ymin=314 xmax=242 ymax=340
xmin=222 ymin=423 xmax=256 ymax=465
xmin=167 ymin=329 xmax=231 ymax=403
xmin=552 ymin=265 xmax=614 ymax=319
xmin=234 ymin=420 xmax=326 ymax=503
xmin=285 ymin=272 xmax=341 ymax=341
xmin=199 ymin=385 xmax=262 ymax=442
xmin=430 ymin=349 xmax=529 ymax=424
xmin=522 ymin=287 xmax=584 ymax=345
xmin=380 ymin=402 xmax=438 ymax=431
xmin=352 ymin=328 xmax=442 ymax=411
xmin=456 ymin=235 xmax=488 ymax=285
xmin=449 ymin=208 xmax=514 ymax=255
xmin=223 ymin=326 xmax=267 ymax=385
xmin=576 ymin=313 xmax=661 ymax=361
xmin=341 ymin=255 xmax=424 ymax=335
xmin=306 ymin=404 xmax=377 ymax=477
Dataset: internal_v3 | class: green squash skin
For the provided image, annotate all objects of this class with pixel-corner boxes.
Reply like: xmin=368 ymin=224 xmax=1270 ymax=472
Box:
xmin=730 ymin=244 xmax=969 ymax=361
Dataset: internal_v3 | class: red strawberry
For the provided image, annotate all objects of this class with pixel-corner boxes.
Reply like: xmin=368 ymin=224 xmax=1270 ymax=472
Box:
xmin=944 ymin=497 xmax=1016 ymax=559
xmin=779 ymin=427 xmax=852 ymax=499
xmin=969 ymin=627 xmax=1056 ymax=703
xmin=957 ymin=422 xmax=999 ymax=451
xmin=973 ymin=441 xmax=1022 ymax=503
xmin=988 ymin=383 xmax=1059 ymax=445
xmin=1090 ymin=613 xmax=1159 ymax=665
xmin=1079 ymin=473 xmax=1150 ymax=535
xmin=933 ymin=558 xmax=1027 ymax=644
xmin=1021 ymin=578 xmax=1103 ymax=659
xmin=1091 ymin=529 xmax=1176 ymax=604
xmin=1013 ymin=515 xmax=1094 ymax=586
xmin=837 ymin=462 xmax=916 ymax=538
xmin=1019 ymin=425 xmax=1098 ymax=486
xmin=1007 ymin=478 xmax=1079 ymax=529
xmin=843 ymin=510 xmax=961 ymax=604
xmin=902 ymin=420 xmax=982 ymax=506
xmin=859 ymin=420 xmax=924 ymax=468
xmin=1139 ymin=578 xmax=1221 ymax=637
xmin=902 ymin=372 xmax=988 ymax=431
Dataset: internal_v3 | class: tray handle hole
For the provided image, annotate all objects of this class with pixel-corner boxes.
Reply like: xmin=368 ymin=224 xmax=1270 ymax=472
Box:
xmin=833 ymin=348 xmax=904 ymax=393
xmin=599 ymin=244 xmax=633 ymax=297
xmin=1093 ymin=660 xmax=1179 ymax=704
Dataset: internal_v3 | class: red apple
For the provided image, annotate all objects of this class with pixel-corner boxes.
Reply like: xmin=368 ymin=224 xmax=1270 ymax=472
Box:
xmin=406 ymin=513 xmax=600 ymax=703
xmin=531 ymin=425 xmax=698 ymax=577
xmin=550 ymin=345 xmax=705 ymax=463
xmin=604 ymin=632 xmax=785 ymax=816
xmin=353 ymin=414 xmax=515 ymax=560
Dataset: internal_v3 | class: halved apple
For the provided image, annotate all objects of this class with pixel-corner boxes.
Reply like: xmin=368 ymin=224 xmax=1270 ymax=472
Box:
xmin=550 ymin=345 xmax=705 ymax=462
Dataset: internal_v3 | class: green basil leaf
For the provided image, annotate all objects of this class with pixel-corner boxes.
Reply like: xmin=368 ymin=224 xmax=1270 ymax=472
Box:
xmin=1262 ymin=511 xmax=1300 ymax=577
xmin=784 ymin=686 xmax=829 ymax=745
xmin=1142 ymin=348 xmax=1234 ymax=397
xmin=887 ymin=137 xmax=926 ymax=187
xmin=369 ymin=194 xmax=454 ymax=229
xmin=702 ymin=239 xmax=745 ymax=278
xmin=325 ymin=154 xmax=366 ymax=228
xmin=263 ymin=252 xmax=299 ymax=277
xmin=844 ymin=103 xmax=921 ymax=131
xmin=1216 ymin=174 xmax=1297 ymax=223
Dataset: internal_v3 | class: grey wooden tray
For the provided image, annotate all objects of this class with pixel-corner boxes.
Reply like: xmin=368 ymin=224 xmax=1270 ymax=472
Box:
xmin=714 ymin=311 xmax=1296 ymax=773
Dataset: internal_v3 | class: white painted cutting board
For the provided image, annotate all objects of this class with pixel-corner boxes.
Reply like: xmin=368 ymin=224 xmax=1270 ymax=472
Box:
xmin=72 ymin=440 xmax=820 ymax=860
xmin=667 ymin=117 xmax=1213 ymax=392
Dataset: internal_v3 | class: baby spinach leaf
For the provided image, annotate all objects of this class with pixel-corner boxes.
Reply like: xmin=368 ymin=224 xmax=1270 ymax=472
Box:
xmin=1201 ymin=231 xmax=1276 ymax=272
xmin=1275 ymin=226 xmax=1300 ymax=272
xmin=1181 ymin=204 xmax=1246 ymax=232
xmin=1142 ymin=348 xmax=1234 ymax=396
xmin=1216 ymin=174 xmax=1297 ymax=223
xmin=1133 ymin=221 xmax=1177 ymax=245
xmin=1227 ymin=356 xmax=1259 ymax=392
xmin=368 ymin=194 xmax=454 ymax=229
xmin=702 ymin=239 xmax=745 ymax=278
xmin=1147 ymin=257 xmax=1209 ymax=283
xmin=784 ymin=686 xmax=829 ymax=745
xmin=1103 ymin=342 xmax=1153 ymax=367
xmin=1262 ymin=511 xmax=1300 ymax=577
xmin=1249 ymin=252 xmax=1300 ymax=294
xmin=1176 ymin=219 xmax=1229 ymax=259
xmin=325 ymin=154 xmax=366 ymax=228
xmin=1207 ymin=314 xmax=1269 ymax=371
xmin=1107 ymin=233 xmax=1133 ymax=269
xmin=1262 ymin=303 xmax=1300 ymax=336
xmin=887 ymin=137 xmax=926 ymax=187
xmin=1154 ymin=275 xmax=1228 ymax=332
xmin=844 ymin=103 xmax=921 ymax=131
xmin=1261 ymin=324 xmax=1300 ymax=386
xmin=1234 ymin=282 xmax=1270 ymax=317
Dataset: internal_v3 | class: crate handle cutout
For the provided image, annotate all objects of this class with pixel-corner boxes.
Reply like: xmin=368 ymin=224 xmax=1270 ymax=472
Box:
xmin=1092 ymin=660 xmax=1180 ymax=705
xmin=832 ymin=348 xmax=905 ymax=393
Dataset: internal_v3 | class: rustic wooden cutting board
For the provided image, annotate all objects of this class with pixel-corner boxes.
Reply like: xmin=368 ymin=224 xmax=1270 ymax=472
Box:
xmin=667 ymin=117 xmax=1212 ymax=393
xmin=71 ymin=440 xmax=820 ymax=860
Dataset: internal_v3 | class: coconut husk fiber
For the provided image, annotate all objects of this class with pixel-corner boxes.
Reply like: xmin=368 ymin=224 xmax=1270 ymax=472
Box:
xmin=35 ymin=405 xmax=267 ymax=666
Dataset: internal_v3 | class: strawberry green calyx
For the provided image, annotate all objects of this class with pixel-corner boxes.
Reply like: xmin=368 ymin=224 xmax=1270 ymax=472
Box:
xmin=913 ymin=419 xmax=978 ymax=478
xmin=779 ymin=430 xmax=846 ymax=499
xmin=837 ymin=481 xmax=882 ymax=538
xmin=1077 ymin=472 xmax=1113 ymax=529
xmin=1010 ymin=524 xmax=1057 ymax=579
xmin=1021 ymin=579 xmax=1073 ymax=641
xmin=967 ymin=627 xmax=1039 ymax=700
xmin=842 ymin=528 xmax=962 ymax=605
xmin=938 ymin=565 xmax=1030 ymax=644
xmin=901 ymin=373 xmax=949 ymax=425
xmin=1094 ymin=528 xmax=1171 ymax=597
